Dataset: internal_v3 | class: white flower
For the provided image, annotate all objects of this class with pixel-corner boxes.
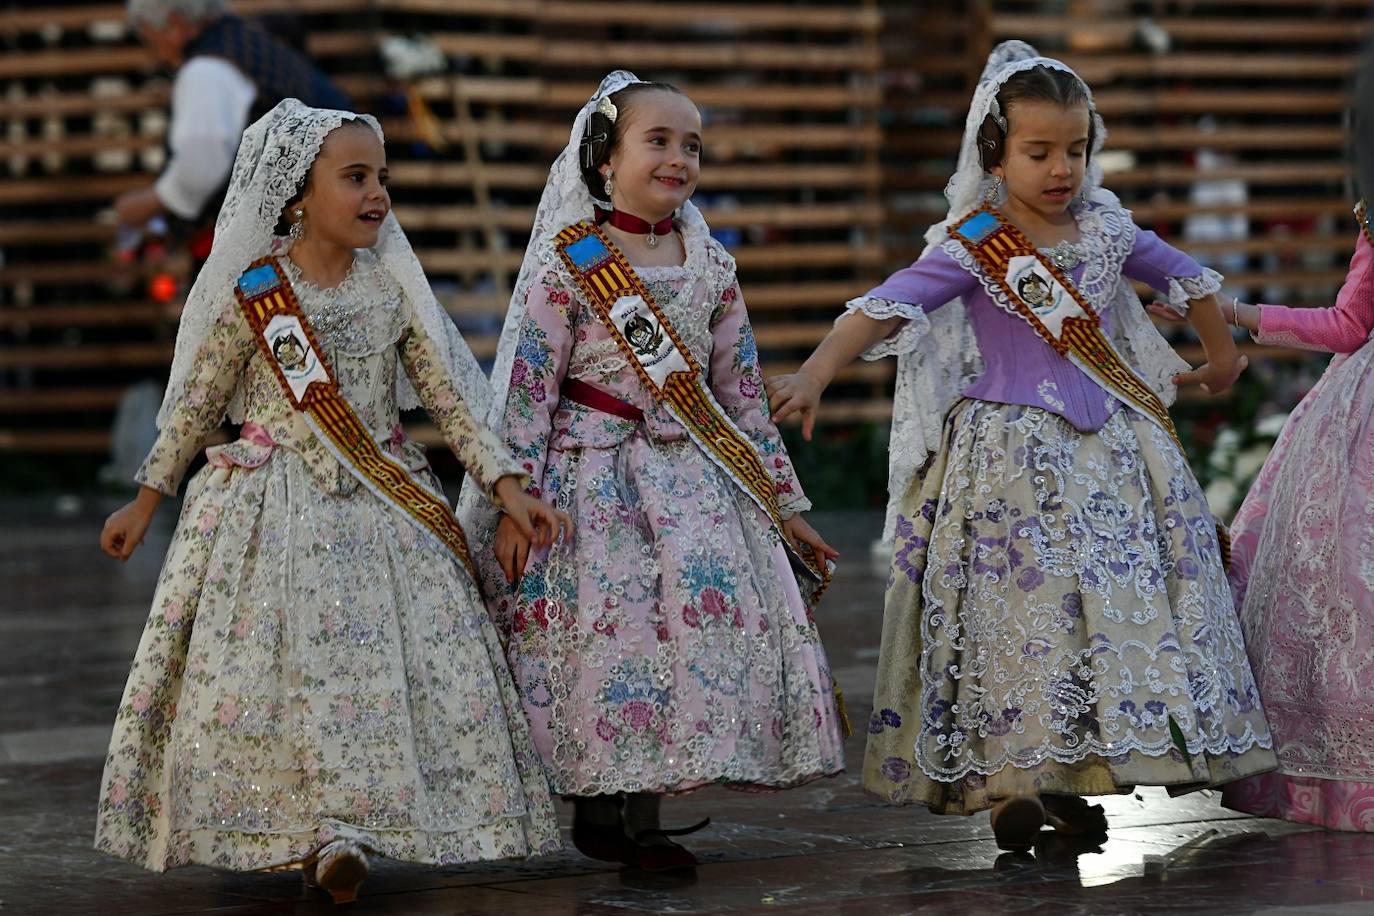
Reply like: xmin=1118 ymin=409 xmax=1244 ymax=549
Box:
xmin=1255 ymin=412 xmax=1291 ymax=438
xmin=1209 ymin=427 xmax=1241 ymax=470
xmin=1233 ymin=445 xmax=1272 ymax=484
xmin=1205 ymin=478 xmax=1239 ymax=518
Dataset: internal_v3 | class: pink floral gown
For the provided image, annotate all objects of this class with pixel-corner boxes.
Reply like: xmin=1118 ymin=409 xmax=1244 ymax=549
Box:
xmin=474 ymin=222 xmax=846 ymax=796
xmin=1221 ymin=230 xmax=1374 ymax=830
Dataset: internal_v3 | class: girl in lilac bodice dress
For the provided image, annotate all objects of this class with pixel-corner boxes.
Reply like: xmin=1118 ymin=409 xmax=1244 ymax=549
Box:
xmin=1152 ymin=219 xmax=1374 ymax=832
xmin=770 ymin=41 xmax=1276 ymax=851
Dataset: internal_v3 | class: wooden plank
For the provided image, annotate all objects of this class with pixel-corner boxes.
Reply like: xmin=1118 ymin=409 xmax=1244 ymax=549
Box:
xmin=383 ymin=119 xmax=883 ymax=152
xmin=0 ymin=88 xmax=170 ymax=119
xmin=1090 ymin=88 xmax=1350 ymax=117
xmin=0 ymin=175 xmax=146 ymax=205
xmin=0 ymin=133 xmax=162 ymax=159
xmin=0 ymin=0 xmax=366 ymax=30
xmin=0 ymin=343 xmax=172 ymax=370
xmin=414 ymin=242 xmax=885 ymax=276
xmin=889 ymin=125 xmax=1347 ymax=156
xmin=0 ymin=388 xmax=126 ymax=412
xmin=371 ymin=0 xmax=882 ymax=30
xmin=0 ymin=429 xmax=111 ymax=453
xmin=1064 ymin=53 xmax=1356 ymax=82
xmin=0 ymin=263 xmax=143 ymax=285
xmin=0 ymin=47 xmax=150 ymax=79
xmin=994 ymin=15 xmax=1367 ymax=44
xmin=313 ymin=32 xmax=880 ymax=71
xmin=351 ymin=75 xmax=884 ymax=111
xmin=0 ymin=221 xmax=119 ymax=245
xmin=0 ymin=303 xmax=167 ymax=327
xmin=386 ymin=161 xmax=879 ymax=192
xmin=393 ymin=202 xmax=883 ymax=232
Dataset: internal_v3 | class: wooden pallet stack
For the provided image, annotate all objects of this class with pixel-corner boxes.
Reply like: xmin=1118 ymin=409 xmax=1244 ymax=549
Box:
xmin=0 ymin=0 xmax=887 ymax=456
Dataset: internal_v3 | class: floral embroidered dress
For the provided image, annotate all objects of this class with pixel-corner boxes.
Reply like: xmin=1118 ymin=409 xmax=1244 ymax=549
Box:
xmin=1221 ymin=231 xmax=1374 ymax=831
xmin=857 ymin=200 xmax=1276 ymax=814
xmin=94 ymin=250 xmax=560 ymax=871
xmin=474 ymin=220 xmax=846 ymax=795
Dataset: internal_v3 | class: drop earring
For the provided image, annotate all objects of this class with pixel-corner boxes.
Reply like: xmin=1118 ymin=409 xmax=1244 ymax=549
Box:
xmin=984 ymin=175 xmax=1004 ymax=205
xmin=289 ymin=207 xmax=306 ymax=242
xmin=603 ymin=171 xmax=614 ymax=199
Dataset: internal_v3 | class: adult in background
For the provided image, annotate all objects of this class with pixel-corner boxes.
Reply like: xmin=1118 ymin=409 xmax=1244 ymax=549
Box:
xmin=114 ymin=0 xmax=351 ymax=258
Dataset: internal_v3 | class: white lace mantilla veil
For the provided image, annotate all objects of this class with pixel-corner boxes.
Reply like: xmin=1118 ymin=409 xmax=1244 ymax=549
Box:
xmin=874 ymin=40 xmax=1189 ymax=543
xmin=157 ymin=98 xmax=491 ymax=430
xmin=456 ymin=70 xmax=723 ymax=520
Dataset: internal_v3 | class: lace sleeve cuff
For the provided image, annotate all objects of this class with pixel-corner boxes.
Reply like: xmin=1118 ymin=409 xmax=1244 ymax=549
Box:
xmin=841 ymin=296 xmax=932 ymax=360
xmin=1164 ymin=267 xmax=1225 ymax=315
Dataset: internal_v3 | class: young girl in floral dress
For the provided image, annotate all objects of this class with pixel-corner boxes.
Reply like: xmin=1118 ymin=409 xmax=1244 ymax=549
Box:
xmin=1151 ymin=211 xmax=1374 ymax=832
xmin=769 ymin=42 xmax=1275 ymax=852
xmin=95 ymin=100 xmax=567 ymax=903
xmin=460 ymin=71 xmax=847 ymax=871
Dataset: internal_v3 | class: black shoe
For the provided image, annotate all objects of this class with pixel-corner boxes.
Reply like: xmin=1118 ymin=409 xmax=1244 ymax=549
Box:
xmin=631 ymin=817 xmax=710 ymax=873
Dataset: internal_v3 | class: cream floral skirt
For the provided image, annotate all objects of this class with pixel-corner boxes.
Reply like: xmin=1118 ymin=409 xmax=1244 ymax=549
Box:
xmin=95 ymin=451 xmax=559 ymax=871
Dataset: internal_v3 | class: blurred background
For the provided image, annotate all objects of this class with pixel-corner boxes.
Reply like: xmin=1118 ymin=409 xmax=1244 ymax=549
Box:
xmin=0 ymin=0 xmax=1367 ymax=518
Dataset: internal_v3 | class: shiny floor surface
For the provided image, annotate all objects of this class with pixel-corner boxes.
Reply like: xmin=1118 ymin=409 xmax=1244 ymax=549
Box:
xmin=4 ymin=499 xmax=1372 ymax=915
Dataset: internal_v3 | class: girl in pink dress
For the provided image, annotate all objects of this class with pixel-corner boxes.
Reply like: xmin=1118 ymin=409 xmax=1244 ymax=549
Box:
xmin=1153 ymin=217 xmax=1374 ymax=831
xmin=459 ymin=72 xmax=847 ymax=871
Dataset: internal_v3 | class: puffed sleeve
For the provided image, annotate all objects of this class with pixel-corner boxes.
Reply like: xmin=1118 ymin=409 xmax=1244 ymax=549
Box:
xmin=1122 ymin=226 xmax=1224 ymax=315
xmin=842 ymin=246 xmax=977 ymax=359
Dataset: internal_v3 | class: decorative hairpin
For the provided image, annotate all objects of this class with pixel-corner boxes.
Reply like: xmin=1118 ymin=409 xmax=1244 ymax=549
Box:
xmin=596 ymin=95 xmax=618 ymax=123
xmin=988 ymin=99 xmax=1008 ymax=132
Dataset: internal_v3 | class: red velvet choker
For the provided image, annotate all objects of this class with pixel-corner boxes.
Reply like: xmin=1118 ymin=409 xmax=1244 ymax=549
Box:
xmin=594 ymin=206 xmax=673 ymax=248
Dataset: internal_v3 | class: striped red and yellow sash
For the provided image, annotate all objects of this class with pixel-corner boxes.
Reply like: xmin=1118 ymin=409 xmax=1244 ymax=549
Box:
xmin=233 ymin=256 xmax=478 ymax=580
xmin=553 ymin=222 xmax=827 ymax=578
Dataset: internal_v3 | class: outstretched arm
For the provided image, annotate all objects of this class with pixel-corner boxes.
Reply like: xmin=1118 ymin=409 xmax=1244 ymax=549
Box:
xmin=766 ymin=312 xmax=903 ymax=441
xmin=768 ymin=248 xmax=974 ymax=440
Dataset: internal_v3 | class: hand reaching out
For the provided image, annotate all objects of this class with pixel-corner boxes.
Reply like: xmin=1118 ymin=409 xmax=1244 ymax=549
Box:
xmin=765 ymin=371 xmax=824 ymax=441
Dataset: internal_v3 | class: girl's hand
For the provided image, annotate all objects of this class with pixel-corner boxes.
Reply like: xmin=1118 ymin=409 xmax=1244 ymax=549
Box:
xmin=493 ymin=476 xmax=572 ymax=549
xmin=492 ymin=485 xmax=572 ymax=584
xmin=1174 ymin=351 xmax=1249 ymax=394
xmin=494 ymin=513 xmax=532 ymax=585
xmin=1145 ymin=301 xmax=1188 ymax=323
xmin=782 ymin=514 xmax=840 ymax=567
xmin=100 ymin=486 xmax=163 ymax=561
xmin=766 ymin=370 xmax=824 ymax=441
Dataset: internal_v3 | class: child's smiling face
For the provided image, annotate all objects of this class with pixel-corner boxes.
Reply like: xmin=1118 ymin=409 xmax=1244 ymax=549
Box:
xmin=601 ymin=90 xmax=702 ymax=220
xmin=991 ymin=99 xmax=1090 ymax=223
xmin=295 ymin=121 xmax=391 ymax=251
